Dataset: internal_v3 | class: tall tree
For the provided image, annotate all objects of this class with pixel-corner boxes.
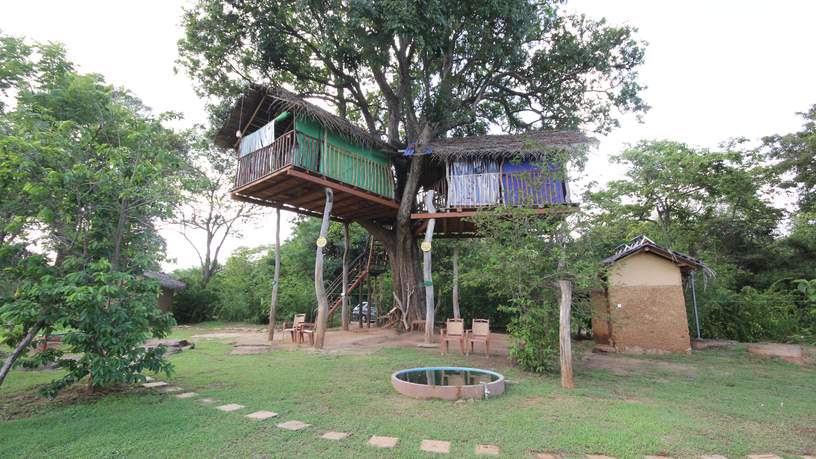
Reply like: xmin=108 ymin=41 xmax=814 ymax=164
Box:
xmin=178 ymin=0 xmax=647 ymax=320
xmin=177 ymin=138 xmax=262 ymax=286
xmin=764 ymin=105 xmax=816 ymax=214
xmin=0 ymin=36 xmax=185 ymax=392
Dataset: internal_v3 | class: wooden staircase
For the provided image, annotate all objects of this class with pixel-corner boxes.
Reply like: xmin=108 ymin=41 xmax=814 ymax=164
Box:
xmin=325 ymin=239 xmax=387 ymax=321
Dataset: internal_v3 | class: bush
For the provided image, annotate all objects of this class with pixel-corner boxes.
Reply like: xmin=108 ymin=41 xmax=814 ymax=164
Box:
xmin=502 ymin=299 xmax=560 ymax=373
xmin=171 ymin=269 xmax=217 ymax=324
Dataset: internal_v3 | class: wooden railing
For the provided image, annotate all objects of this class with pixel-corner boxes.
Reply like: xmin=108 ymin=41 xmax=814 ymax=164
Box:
xmin=235 ymin=129 xmax=395 ymax=200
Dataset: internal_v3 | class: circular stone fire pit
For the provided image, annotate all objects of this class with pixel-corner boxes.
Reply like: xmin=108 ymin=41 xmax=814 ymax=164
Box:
xmin=391 ymin=367 xmax=505 ymax=400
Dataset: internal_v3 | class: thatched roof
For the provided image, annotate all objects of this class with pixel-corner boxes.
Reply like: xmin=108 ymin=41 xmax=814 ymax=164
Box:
xmin=144 ymin=271 xmax=186 ymax=291
xmin=214 ymin=85 xmax=394 ymax=152
xmin=602 ymin=236 xmax=707 ymax=271
xmin=424 ymin=131 xmax=593 ymax=160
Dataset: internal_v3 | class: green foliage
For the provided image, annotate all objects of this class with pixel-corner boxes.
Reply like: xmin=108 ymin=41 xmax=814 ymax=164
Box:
xmin=0 ymin=33 xmax=186 ymax=393
xmin=170 ymin=268 xmax=217 ymax=324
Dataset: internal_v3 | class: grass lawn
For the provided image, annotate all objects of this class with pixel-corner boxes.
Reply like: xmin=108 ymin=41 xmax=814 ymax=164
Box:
xmin=1 ymin=323 xmax=814 ymax=458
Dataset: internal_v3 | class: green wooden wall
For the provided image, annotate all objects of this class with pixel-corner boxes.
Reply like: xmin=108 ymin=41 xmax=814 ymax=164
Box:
xmin=294 ymin=116 xmax=394 ymax=198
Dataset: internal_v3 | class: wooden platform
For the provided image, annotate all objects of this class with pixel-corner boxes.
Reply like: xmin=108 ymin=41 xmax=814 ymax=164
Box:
xmin=231 ymin=165 xmax=399 ymax=223
xmin=411 ymin=206 xmax=578 ymax=237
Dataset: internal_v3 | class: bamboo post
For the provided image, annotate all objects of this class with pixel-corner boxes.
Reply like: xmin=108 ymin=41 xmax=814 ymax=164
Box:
xmin=268 ymin=208 xmax=281 ymax=341
xmin=452 ymin=244 xmax=460 ymax=319
xmin=314 ymin=188 xmax=334 ymax=349
xmin=341 ymin=222 xmax=350 ymax=331
xmin=423 ymin=191 xmax=437 ymax=344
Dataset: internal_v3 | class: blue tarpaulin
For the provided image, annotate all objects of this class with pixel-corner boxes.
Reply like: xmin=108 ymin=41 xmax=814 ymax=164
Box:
xmin=501 ymin=159 xmax=567 ymax=206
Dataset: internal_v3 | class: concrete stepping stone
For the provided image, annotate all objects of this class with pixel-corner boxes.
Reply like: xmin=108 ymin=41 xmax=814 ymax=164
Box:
xmin=160 ymin=386 xmax=183 ymax=393
xmin=320 ymin=431 xmax=350 ymax=441
xmin=475 ymin=444 xmax=501 ymax=456
xmin=699 ymin=456 xmax=728 ymax=459
xmin=216 ymin=403 xmax=245 ymax=412
xmin=747 ymin=455 xmax=782 ymax=459
xmin=645 ymin=456 xmax=674 ymax=459
xmin=245 ymin=411 xmax=278 ymax=420
xmin=421 ymin=440 xmax=450 ymax=454
xmin=197 ymin=398 xmax=217 ymax=405
xmin=276 ymin=420 xmax=310 ymax=431
xmin=368 ymin=435 xmax=398 ymax=449
xmin=588 ymin=456 xmax=617 ymax=459
xmin=176 ymin=392 xmax=198 ymax=399
xmin=536 ymin=454 xmax=561 ymax=459
xmin=142 ymin=381 xmax=168 ymax=388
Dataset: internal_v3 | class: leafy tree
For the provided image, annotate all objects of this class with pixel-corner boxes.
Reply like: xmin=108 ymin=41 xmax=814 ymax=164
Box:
xmin=177 ymin=0 xmax=647 ymax=320
xmin=0 ymin=36 xmax=185 ymax=393
xmin=764 ymin=105 xmax=816 ymax=214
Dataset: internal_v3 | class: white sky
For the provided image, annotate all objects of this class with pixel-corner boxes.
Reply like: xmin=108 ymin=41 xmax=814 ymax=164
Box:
xmin=2 ymin=0 xmax=815 ymax=271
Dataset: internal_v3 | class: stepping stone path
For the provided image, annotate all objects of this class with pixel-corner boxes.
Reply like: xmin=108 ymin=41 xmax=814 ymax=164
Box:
xmin=161 ymin=386 xmax=183 ymax=393
xmin=175 ymin=392 xmax=198 ymax=399
xmin=216 ymin=403 xmax=245 ymax=412
xmin=475 ymin=444 xmax=501 ymax=456
xmin=748 ymin=455 xmax=783 ymax=459
xmin=142 ymin=381 xmax=168 ymax=388
xmin=420 ymin=440 xmax=451 ymax=454
xmin=536 ymin=454 xmax=561 ymax=459
xmin=245 ymin=411 xmax=278 ymax=420
xmin=368 ymin=436 xmax=399 ymax=449
xmin=320 ymin=431 xmax=350 ymax=441
xmin=197 ymin=398 xmax=217 ymax=405
xmin=277 ymin=420 xmax=310 ymax=431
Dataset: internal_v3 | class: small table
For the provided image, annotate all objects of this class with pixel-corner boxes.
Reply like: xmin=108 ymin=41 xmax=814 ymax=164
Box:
xmin=410 ymin=320 xmax=426 ymax=333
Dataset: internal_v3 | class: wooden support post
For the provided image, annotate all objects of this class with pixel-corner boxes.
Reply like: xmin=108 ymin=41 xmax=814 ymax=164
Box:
xmin=423 ymin=191 xmax=437 ymax=344
xmin=557 ymin=222 xmax=575 ymax=389
xmin=452 ymin=244 xmax=460 ymax=319
xmin=341 ymin=222 xmax=350 ymax=331
xmin=268 ymin=208 xmax=281 ymax=342
xmin=314 ymin=188 xmax=333 ymax=349
xmin=366 ymin=277 xmax=372 ymax=328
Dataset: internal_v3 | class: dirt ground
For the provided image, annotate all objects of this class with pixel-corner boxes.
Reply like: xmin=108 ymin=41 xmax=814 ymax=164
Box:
xmin=191 ymin=323 xmax=512 ymax=358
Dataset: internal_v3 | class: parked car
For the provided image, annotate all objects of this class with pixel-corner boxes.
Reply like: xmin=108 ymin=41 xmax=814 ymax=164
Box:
xmin=351 ymin=302 xmax=377 ymax=322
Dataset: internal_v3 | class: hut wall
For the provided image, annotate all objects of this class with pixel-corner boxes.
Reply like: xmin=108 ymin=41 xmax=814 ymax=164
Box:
xmin=590 ymin=289 xmax=612 ymax=345
xmin=157 ymin=289 xmax=173 ymax=313
xmin=293 ymin=116 xmax=393 ymax=198
xmin=501 ymin=160 xmax=568 ymax=206
xmin=605 ymin=252 xmax=691 ymax=354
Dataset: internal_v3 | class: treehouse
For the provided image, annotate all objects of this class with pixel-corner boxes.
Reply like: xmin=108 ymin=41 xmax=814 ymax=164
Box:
xmin=213 ymin=86 xmax=399 ymax=224
xmin=413 ymin=132 xmax=588 ymax=237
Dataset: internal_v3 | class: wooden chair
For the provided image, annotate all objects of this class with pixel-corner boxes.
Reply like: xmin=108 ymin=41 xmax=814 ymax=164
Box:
xmin=283 ymin=314 xmax=306 ymax=342
xmin=439 ymin=318 xmax=466 ymax=355
xmin=299 ymin=323 xmax=315 ymax=345
xmin=467 ymin=319 xmax=491 ymax=356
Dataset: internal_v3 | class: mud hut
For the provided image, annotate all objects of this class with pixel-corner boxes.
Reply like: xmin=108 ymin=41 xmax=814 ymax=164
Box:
xmin=144 ymin=271 xmax=186 ymax=313
xmin=592 ymin=236 xmax=705 ymax=354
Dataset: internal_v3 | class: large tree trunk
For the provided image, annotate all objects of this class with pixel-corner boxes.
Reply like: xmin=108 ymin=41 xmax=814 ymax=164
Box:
xmin=422 ymin=191 xmax=437 ymax=344
xmin=341 ymin=223 xmax=350 ymax=331
xmin=452 ymin=245 xmax=460 ymax=319
xmin=314 ymin=188 xmax=334 ymax=348
xmin=268 ymin=209 xmax=281 ymax=342
xmin=0 ymin=320 xmax=45 ymax=388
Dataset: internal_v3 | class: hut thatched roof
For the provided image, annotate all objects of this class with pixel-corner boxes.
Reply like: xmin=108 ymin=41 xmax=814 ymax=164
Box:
xmin=144 ymin=271 xmax=186 ymax=291
xmin=425 ymin=131 xmax=594 ymax=160
xmin=214 ymin=85 xmax=394 ymax=153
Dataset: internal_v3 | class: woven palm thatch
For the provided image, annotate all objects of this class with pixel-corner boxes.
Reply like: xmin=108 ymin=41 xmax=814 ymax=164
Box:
xmin=425 ymin=131 xmax=594 ymax=160
xmin=214 ymin=85 xmax=394 ymax=152
xmin=144 ymin=271 xmax=186 ymax=291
